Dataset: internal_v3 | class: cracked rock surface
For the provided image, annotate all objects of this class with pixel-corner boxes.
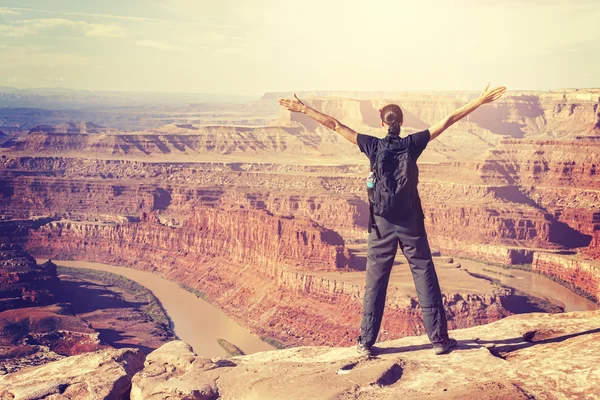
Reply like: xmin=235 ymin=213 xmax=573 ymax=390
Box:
xmin=0 ymin=347 xmax=145 ymax=400
xmin=131 ymin=310 xmax=600 ymax=399
xmin=0 ymin=306 xmax=598 ymax=399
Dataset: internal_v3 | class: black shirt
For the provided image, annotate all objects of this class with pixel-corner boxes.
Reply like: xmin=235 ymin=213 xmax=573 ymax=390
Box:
xmin=356 ymin=129 xmax=431 ymax=218
xmin=356 ymin=129 xmax=431 ymax=165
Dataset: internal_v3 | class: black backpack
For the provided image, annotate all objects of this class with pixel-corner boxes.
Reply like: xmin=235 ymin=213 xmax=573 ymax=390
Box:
xmin=367 ymin=136 xmax=417 ymax=236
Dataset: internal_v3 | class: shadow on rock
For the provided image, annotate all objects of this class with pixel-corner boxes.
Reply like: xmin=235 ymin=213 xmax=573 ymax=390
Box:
xmin=377 ymin=327 xmax=600 ymax=358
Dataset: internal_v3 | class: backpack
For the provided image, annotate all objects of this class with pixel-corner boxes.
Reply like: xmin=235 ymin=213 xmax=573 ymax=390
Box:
xmin=367 ymin=137 xmax=417 ymax=236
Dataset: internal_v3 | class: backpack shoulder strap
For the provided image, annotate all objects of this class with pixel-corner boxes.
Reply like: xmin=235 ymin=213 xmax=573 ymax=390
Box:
xmin=369 ymin=138 xmax=385 ymax=172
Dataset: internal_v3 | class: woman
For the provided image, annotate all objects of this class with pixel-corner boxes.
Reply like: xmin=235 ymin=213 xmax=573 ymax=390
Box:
xmin=279 ymin=84 xmax=507 ymax=356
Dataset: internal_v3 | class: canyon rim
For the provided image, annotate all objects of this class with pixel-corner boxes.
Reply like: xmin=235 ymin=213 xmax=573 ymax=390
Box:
xmin=1 ymin=88 xmax=599 ymax=399
xmin=1 ymin=1 xmax=599 ymax=397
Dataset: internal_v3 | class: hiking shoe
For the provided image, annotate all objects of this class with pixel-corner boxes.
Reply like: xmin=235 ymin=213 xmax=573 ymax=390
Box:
xmin=356 ymin=343 xmax=374 ymax=357
xmin=433 ymin=338 xmax=457 ymax=355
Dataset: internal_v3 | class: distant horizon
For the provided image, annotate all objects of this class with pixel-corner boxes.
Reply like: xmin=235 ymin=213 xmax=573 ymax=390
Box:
xmin=2 ymin=85 xmax=599 ymax=98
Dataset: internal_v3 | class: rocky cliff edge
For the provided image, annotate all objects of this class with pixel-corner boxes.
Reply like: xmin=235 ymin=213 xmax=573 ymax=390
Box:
xmin=1 ymin=310 xmax=599 ymax=399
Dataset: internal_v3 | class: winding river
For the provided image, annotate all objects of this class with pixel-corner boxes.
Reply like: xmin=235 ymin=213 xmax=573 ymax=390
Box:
xmin=52 ymin=257 xmax=597 ymax=359
xmin=457 ymin=258 xmax=598 ymax=312
xmin=54 ymin=260 xmax=275 ymax=358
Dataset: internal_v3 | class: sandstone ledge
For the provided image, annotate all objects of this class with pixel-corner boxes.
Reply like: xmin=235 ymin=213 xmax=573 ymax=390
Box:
xmin=0 ymin=347 xmax=145 ymax=400
xmin=132 ymin=310 xmax=600 ymax=400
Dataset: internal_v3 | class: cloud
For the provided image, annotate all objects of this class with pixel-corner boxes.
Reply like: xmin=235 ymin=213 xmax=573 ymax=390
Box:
xmin=136 ymin=40 xmax=187 ymax=51
xmin=0 ymin=8 xmax=19 ymax=15
xmin=83 ymin=23 xmax=125 ymax=37
xmin=2 ymin=7 xmax=234 ymax=29
xmin=0 ymin=18 xmax=74 ymax=36
xmin=0 ymin=18 xmax=125 ymax=37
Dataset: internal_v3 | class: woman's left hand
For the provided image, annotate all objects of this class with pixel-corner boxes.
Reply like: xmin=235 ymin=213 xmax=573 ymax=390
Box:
xmin=278 ymin=93 xmax=307 ymax=113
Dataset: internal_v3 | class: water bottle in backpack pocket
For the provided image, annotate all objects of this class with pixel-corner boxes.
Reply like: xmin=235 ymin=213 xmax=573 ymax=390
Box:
xmin=366 ymin=171 xmax=376 ymax=202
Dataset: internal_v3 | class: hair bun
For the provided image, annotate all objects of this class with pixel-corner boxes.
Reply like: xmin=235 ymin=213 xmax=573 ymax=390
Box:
xmin=384 ymin=113 xmax=397 ymax=124
xmin=380 ymin=104 xmax=403 ymax=126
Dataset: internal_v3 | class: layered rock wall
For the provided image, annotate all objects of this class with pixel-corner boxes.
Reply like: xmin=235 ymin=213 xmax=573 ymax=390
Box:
xmin=22 ymin=215 xmax=510 ymax=347
xmin=423 ymin=204 xmax=552 ymax=247
xmin=270 ymin=90 xmax=600 ymax=137
xmin=26 ymin=208 xmax=350 ymax=273
xmin=2 ymin=102 xmax=600 ymax=343
xmin=429 ymin=239 xmax=535 ymax=265
xmin=12 ymin=125 xmax=355 ymax=158
xmin=0 ymin=244 xmax=59 ymax=311
xmin=0 ymin=245 xmax=103 ymax=373
xmin=2 ymin=153 xmax=595 ymax=255
xmin=532 ymin=252 xmax=600 ymax=302
xmin=0 ymin=176 xmax=157 ymax=219
xmin=585 ymin=228 xmax=600 ymax=260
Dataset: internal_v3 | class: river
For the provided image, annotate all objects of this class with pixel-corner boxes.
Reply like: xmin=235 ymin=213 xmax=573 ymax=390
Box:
xmin=457 ymin=258 xmax=599 ymax=312
xmin=52 ymin=258 xmax=597 ymax=359
xmin=53 ymin=260 xmax=275 ymax=358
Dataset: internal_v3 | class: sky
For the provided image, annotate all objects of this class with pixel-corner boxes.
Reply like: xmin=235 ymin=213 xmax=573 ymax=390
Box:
xmin=0 ymin=0 xmax=598 ymax=95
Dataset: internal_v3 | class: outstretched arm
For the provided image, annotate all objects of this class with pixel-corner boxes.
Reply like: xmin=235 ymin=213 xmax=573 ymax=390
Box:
xmin=428 ymin=83 xmax=507 ymax=142
xmin=279 ymin=94 xmax=358 ymax=145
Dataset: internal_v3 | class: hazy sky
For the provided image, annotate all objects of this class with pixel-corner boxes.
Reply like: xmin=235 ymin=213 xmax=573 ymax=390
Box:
xmin=0 ymin=0 xmax=598 ymax=95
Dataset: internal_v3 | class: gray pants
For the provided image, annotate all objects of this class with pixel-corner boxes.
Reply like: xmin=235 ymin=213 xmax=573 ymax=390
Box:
xmin=359 ymin=212 xmax=449 ymax=346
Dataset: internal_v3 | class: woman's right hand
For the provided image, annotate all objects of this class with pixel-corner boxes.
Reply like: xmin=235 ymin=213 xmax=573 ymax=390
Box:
xmin=278 ymin=93 xmax=307 ymax=113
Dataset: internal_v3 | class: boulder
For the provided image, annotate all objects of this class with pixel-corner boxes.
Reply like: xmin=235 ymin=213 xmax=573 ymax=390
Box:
xmin=130 ymin=340 xmax=225 ymax=400
xmin=0 ymin=347 xmax=144 ymax=400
